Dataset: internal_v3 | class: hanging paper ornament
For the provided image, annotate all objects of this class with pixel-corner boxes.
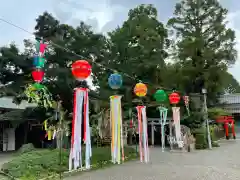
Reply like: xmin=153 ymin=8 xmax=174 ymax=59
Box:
xmin=134 ymin=83 xmax=147 ymax=97
xmin=183 ymin=95 xmax=190 ymax=115
xmin=110 ymin=95 xmax=124 ymax=164
xmin=32 ymin=69 xmax=44 ymax=83
xmin=35 ymin=41 xmax=40 ymax=52
xmin=33 ymin=56 xmax=45 ymax=68
xmin=71 ymin=60 xmax=92 ymax=81
xmin=172 ymin=107 xmax=183 ymax=148
xmin=154 ymin=89 xmax=167 ymax=102
xmin=183 ymin=95 xmax=189 ymax=106
xmin=69 ymin=88 xmax=92 ymax=170
xmin=129 ymin=119 xmax=133 ymax=128
xmin=39 ymin=43 xmax=47 ymax=54
xmin=108 ymin=72 xmax=122 ymax=89
xmin=169 ymin=92 xmax=180 ymax=105
xmin=32 ymin=83 xmax=45 ymax=90
xmin=136 ymin=106 xmax=149 ymax=163
xmin=157 ymin=107 xmax=168 ymax=152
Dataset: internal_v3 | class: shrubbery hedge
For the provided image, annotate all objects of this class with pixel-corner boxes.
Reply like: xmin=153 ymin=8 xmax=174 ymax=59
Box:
xmin=1 ymin=146 xmax=137 ymax=180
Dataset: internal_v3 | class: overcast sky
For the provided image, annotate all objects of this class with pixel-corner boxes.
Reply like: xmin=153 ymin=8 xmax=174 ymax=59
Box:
xmin=1 ymin=0 xmax=240 ymax=81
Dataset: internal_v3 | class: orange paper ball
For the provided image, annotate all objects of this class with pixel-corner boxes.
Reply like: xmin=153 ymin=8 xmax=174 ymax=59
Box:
xmin=134 ymin=83 xmax=147 ymax=97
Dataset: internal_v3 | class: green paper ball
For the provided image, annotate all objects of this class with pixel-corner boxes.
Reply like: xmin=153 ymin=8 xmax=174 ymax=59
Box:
xmin=154 ymin=89 xmax=167 ymax=102
xmin=33 ymin=83 xmax=45 ymax=90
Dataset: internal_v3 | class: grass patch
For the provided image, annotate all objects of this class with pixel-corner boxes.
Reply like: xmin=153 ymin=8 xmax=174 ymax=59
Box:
xmin=1 ymin=146 xmax=137 ymax=180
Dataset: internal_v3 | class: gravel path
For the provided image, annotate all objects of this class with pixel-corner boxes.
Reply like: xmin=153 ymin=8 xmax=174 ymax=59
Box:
xmin=66 ymin=139 xmax=240 ymax=180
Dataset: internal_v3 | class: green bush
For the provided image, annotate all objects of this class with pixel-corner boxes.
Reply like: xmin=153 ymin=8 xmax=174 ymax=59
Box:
xmin=208 ymin=108 xmax=230 ymax=120
xmin=17 ymin=143 xmax=35 ymax=154
xmin=181 ymin=111 xmax=205 ymax=129
xmin=2 ymin=146 xmax=137 ymax=180
xmin=193 ymin=128 xmax=208 ymax=149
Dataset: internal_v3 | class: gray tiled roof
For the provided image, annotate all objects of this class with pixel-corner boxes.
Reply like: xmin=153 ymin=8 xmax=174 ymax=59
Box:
xmin=0 ymin=97 xmax=36 ymax=109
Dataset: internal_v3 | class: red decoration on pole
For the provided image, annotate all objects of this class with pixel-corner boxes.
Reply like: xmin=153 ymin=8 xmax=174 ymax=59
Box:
xmin=32 ymin=70 xmax=44 ymax=82
xmin=169 ymin=92 xmax=180 ymax=104
xmin=130 ymin=119 xmax=133 ymax=128
xmin=71 ymin=60 xmax=92 ymax=80
xmin=183 ymin=96 xmax=189 ymax=106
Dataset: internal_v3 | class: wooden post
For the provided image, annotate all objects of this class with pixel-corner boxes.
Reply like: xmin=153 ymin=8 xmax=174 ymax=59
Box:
xmin=151 ymin=121 xmax=154 ymax=146
xmin=169 ymin=118 xmax=173 ymax=150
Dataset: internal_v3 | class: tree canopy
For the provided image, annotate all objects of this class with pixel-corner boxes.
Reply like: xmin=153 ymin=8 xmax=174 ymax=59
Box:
xmin=167 ymin=0 xmax=237 ymax=102
xmin=0 ymin=2 xmax=238 ymax=118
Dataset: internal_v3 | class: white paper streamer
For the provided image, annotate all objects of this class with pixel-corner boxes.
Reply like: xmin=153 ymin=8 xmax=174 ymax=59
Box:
xmin=137 ymin=106 xmax=149 ymax=163
xmin=69 ymin=88 xmax=92 ymax=171
xmin=172 ymin=107 xmax=182 ymax=148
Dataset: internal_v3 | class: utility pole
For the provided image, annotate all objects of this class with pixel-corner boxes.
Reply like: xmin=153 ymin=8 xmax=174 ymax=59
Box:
xmin=202 ymin=88 xmax=212 ymax=149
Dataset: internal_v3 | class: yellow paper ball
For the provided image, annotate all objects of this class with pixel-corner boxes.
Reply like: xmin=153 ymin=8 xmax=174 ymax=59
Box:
xmin=134 ymin=83 xmax=147 ymax=97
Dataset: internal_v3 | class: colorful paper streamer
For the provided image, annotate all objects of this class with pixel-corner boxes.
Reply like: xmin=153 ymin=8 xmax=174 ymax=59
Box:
xmin=110 ymin=95 xmax=124 ymax=164
xmin=69 ymin=88 xmax=92 ymax=170
xmin=136 ymin=106 xmax=149 ymax=163
xmin=158 ymin=106 xmax=168 ymax=152
xmin=172 ymin=107 xmax=183 ymax=148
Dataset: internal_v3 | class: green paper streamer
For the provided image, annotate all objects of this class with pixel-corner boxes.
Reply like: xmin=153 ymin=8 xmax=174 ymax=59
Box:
xmin=33 ymin=83 xmax=45 ymax=90
xmin=158 ymin=106 xmax=168 ymax=152
xmin=35 ymin=41 xmax=40 ymax=52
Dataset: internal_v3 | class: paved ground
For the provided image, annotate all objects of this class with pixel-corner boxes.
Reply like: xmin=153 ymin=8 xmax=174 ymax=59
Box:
xmin=66 ymin=139 xmax=240 ymax=180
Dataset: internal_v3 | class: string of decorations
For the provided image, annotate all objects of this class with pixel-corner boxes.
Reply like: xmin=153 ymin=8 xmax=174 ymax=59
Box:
xmin=0 ymin=17 xmax=197 ymax=171
xmin=0 ymin=17 xmax=185 ymax=92
xmin=32 ymin=41 xmax=46 ymax=85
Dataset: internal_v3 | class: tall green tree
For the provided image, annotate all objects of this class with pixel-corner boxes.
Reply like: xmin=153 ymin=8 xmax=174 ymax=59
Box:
xmin=33 ymin=12 xmax=108 ymax=111
xmin=0 ymin=12 xmax=108 ymax=113
xmin=222 ymin=72 xmax=240 ymax=93
xmin=0 ymin=43 xmax=31 ymax=99
xmin=168 ymin=0 xmax=237 ymax=102
xmin=103 ymin=4 xmax=169 ymax=106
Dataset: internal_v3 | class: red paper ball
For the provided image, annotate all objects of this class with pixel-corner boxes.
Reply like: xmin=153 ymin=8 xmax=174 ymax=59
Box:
xmin=32 ymin=70 xmax=44 ymax=82
xmin=71 ymin=60 xmax=91 ymax=80
xmin=169 ymin=92 xmax=180 ymax=104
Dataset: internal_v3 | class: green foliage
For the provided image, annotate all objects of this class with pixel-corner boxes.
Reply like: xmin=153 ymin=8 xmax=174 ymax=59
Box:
xmin=181 ymin=111 xmax=204 ymax=129
xmin=210 ymin=125 xmax=221 ymax=148
xmin=222 ymin=72 xmax=240 ymax=93
xmin=17 ymin=143 xmax=36 ymax=154
xmin=208 ymin=107 xmax=230 ymax=120
xmin=107 ymin=4 xmax=169 ymax=107
xmin=24 ymin=84 xmax=53 ymax=109
xmin=2 ymin=147 xmax=137 ymax=180
xmin=193 ymin=128 xmax=208 ymax=149
xmin=168 ymin=0 xmax=237 ymax=102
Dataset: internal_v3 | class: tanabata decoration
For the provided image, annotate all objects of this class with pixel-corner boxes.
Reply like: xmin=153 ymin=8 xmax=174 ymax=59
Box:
xmin=35 ymin=41 xmax=47 ymax=54
xmin=183 ymin=95 xmax=190 ymax=115
xmin=71 ymin=60 xmax=91 ymax=81
xmin=108 ymin=72 xmax=124 ymax=164
xmin=108 ymin=72 xmax=123 ymax=89
xmin=33 ymin=55 xmax=45 ymax=68
xmin=154 ymin=89 xmax=168 ymax=152
xmin=32 ymin=83 xmax=45 ymax=90
xmin=134 ymin=83 xmax=147 ymax=97
xmin=110 ymin=95 xmax=124 ymax=164
xmin=32 ymin=70 xmax=44 ymax=83
xmin=32 ymin=41 xmax=47 ymax=84
xmin=69 ymin=60 xmax=92 ymax=171
xmin=136 ymin=106 xmax=149 ymax=163
xmin=134 ymin=82 xmax=149 ymax=163
xmin=169 ymin=92 xmax=183 ymax=148
xmin=154 ymin=89 xmax=168 ymax=102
